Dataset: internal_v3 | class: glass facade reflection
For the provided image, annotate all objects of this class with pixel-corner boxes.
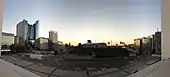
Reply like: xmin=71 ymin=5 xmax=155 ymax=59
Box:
xmin=27 ymin=23 xmax=37 ymax=40
xmin=16 ymin=19 xmax=39 ymax=45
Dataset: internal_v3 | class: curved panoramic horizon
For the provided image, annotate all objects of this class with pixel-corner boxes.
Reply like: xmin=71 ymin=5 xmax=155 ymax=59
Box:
xmin=2 ymin=0 xmax=161 ymax=45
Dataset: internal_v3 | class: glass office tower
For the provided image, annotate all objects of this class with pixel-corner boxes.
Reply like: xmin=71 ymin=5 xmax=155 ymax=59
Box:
xmin=17 ymin=20 xmax=39 ymax=46
xmin=27 ymin=21 xmax=39 ymax=41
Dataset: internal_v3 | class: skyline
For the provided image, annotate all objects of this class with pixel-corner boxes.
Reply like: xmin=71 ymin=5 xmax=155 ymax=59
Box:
xmin=2 ymin=0 xmax=161 ymax=44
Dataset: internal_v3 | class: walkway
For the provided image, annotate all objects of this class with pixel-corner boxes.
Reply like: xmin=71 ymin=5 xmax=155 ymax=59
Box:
xmin=0 ymin=58 xmax=40 ymax=77
xmin=128 ymin=59 xmax=170 ymax=77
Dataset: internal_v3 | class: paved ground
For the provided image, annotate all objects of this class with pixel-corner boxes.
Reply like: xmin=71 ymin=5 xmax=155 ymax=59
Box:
xmin=1 ymin=53 xmax=161 ymax=77
xmin=128 ymin=59 xmax=170 ymax=77
xmin=0 ymin=58 xmax=40 ymax=77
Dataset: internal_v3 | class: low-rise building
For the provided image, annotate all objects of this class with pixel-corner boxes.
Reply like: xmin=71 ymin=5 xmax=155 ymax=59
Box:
xmin=1 ymin=32 xmax=14 ymax=50
xmin=152 ymin=31 xmax=161 ymax=54
xmin=134 ymin=37 xmax=152 ymax=54
xmin=35 ymin=37 xmax=49 ymax=50
xmin=1 ymin=32 xmax=14 ymax=45
xmin=53 ymin=42 xmax=64 ymax=51
xmin=82 ymin=43 xmax=107 ymax=48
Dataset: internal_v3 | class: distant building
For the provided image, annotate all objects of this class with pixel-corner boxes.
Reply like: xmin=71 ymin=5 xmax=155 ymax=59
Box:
xmin=152 ymin=34 xmax=155 ymax=53
xmin=134 ymin=39 xmax=142 ymax=47
xmin=35 ymin=37 xmax=49 ymax=50
xmin=16 ymin=19 xmax=39 ymax=45
xmin=142 ymin=37 xmax=152 ymax=53
xmin=16 ymin=19 xmax=28 ymax=41
xmin=134 ymin=37 xmax=152 ymax=54
xmin=1 ymin=32 xmax=14 ymax=50
xmin=82 ymin=43 xmax=107 ymax=48
xmin=52 ymin=41 xmax=64 ymax=51
xmin=49 ymin=30 xmax=58 ymax=50
xmin=134 ymin=38 xmax=142 ymax=54
xmin=27 ymin=21 xmax=39 ymax=41
xmin=1 ymin=32 xmax=14 ymax=45
xmin=49 ymin=30 xmax=58 ymax=43
xmin=152 ymin=31 xmax=161 ymax=54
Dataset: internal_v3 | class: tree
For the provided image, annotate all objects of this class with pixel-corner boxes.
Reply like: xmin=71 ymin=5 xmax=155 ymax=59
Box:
xmin=69 ymin=42 xmax=71 ymax=46
xmin=78 ymin=43 xmax=82 ymax=46
xmin=65 ymin=43 xmax=69 ymax=47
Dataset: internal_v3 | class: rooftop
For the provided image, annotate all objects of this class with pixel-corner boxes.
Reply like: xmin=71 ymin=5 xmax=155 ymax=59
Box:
xmin=2 ymin=32 xmax=14 ymax=37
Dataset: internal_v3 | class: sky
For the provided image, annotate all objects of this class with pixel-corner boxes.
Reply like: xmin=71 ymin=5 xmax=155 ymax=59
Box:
xmin=3 ymin=0 xmax=161 ymax=45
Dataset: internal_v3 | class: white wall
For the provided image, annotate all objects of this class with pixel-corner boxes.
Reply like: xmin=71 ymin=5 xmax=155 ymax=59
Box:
xmin=1 ymin=36 xmax=14 ymax=45
xmin=162 ymin=0 xmax=170 ymax=59
xmin=0 ymin=0 xmax=3 ymax=56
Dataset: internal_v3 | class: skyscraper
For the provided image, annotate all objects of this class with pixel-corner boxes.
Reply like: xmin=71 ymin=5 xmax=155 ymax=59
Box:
xmin=16 ymin=19 xmax=39 ymax=45
xmin=34 ymin=20 xmax=39 ymax=40
xmin=16 ymin=19 xmax=28 ymax=41
xmin=49 ymin=30 xmax=58 ymax=43
xmin=27 ymin=20 xmax=39 ymax=40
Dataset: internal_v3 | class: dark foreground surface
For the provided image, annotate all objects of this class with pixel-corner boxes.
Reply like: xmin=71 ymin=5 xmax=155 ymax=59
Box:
xmin=1 ymin=53 xmax=161 ymax=77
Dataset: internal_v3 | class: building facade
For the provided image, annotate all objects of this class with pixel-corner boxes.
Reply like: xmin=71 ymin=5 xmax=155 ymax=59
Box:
xmin=134 ymin=38 xmax=142 ymax=54
xmin=134 ymin=37 xmax=152 ymax=54
xmin=49 ymin=31 xmax=58 ymax=50
xmin=1 ymin=32 xmax=14 ymax=45
xmin=153 ymin=31 xmax=161 ymax=54
xmin=1 ymin=32 xmax=14 ymax=50
xmin=28 ymin=20 xmax=39 ymax=40
xmin=142 ymin=37 xmax=152 ymax=53
xmin=16 ymin=19 xmax=28 ymax=41
xmin=16 ymin=19 xmax=39 ymax=45
xmin=14 ymin=36 xmax=25 ymax=46
xmin=35 ymin=37 xmax=49 ymax=50
xmin=49 ymin=30 xmax=58 ymax=43
xmin=52 ymin=41 xmax=64 ymax=51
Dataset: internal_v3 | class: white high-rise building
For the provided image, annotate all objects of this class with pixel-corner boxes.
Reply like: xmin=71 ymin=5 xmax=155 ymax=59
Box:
xmin=49 ymin=30 xmax=58 ymax=43
xmin=16 ymin=19 xmax=28 ymax=41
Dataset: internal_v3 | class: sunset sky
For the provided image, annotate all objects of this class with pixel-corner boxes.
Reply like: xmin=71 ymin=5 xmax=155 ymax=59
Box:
xmin=3 ymin=0 xmax=161 ymax=45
